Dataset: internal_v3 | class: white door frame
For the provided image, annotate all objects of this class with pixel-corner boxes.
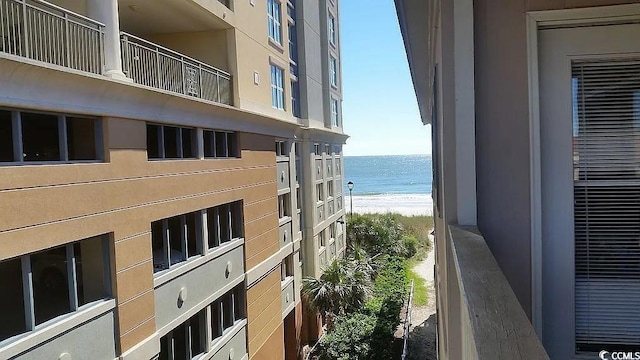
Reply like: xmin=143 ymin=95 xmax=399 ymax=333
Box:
xmin=526 ymin=3 xmax=640 ymax=342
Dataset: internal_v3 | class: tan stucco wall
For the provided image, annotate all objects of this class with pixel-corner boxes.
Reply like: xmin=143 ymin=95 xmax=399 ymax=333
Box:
xmin=0 ymin=118 xmax=279 ymax=353
xmin=247 ymin=269 xmax=284 ymax=358
xmin=148 ymin=30 xmax=231 ymax=72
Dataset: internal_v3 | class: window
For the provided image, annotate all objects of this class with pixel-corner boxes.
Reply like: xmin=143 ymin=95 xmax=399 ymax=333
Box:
xmin=278 ymin=194 xmax=291 ymax=219
xmin=325 ymin=144 xmax=331 ymax=155
xmin=327 ymin=181 xmax=334 ymax=198
xmin=291 ymin=80 xmax=301 ymax=118
xmin=206 ymin=201 xmax=243 ymax=250
xmin=288 ymin=23 xmax=298 ymax=65
xmin=335 ymin=158 xmax=341 ymax=175
xmin=329 ymin=56 xmax=338 ymax=87
xmin=328 ymin=13 xmax=336 ymax=46
xmin=0 ymin=109 xmax=102 ymax=164
xmin=281 ymin=255 xmax=294 ymax=281
xmin=316 ymin=183 xmax=324 ymax=202
xmin=296 ymin=188 xmax=301 ymax=210
xmin=276 ymin=140 xmax=288 ymax=157
xmin=151 ymin=211 xmax=203 ymax=273
xmin=159 ymin=309 xmax=206 ymax=360
xmin=319 ymin=231 xmax=326 ymax=248
xmin=147 ymin=123 xmax=197 ymax=160
xmin=267 ymin=0 xmax=282 ymax=45
xmin=572 ymin=60 xmax=640 ymax=351
xmin=0 ymin=235 xmax=111 ymax=342
xmin=271 ymin=65 xmax=285 ymax=110
xmin=329 ymin=223 xmax=336 ymax=240
xmin=314 ymin=143 xmax=321 ymax=156
xmin=209 ymin=284 xmax=244 ymax=344
xmin=331 ymin=98 xmax=339 ymax=127
xmin=204 ymin=130 xmax=238 ymax=158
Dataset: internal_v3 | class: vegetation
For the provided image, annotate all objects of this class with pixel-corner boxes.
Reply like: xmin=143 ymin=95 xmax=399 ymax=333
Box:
xmin=302 ymin=212 xmax=433 ymax=359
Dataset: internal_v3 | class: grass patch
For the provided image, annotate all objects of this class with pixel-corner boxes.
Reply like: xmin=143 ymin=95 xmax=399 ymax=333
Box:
xmin=407 ymin=264 xmax=428 ymax=307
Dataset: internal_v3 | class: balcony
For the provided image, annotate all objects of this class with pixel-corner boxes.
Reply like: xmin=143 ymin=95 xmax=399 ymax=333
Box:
xmin=120 ymin=32 xmax=232 ymax=105
xmin=0 ymin=0 xmax=104 ymax=74
xmin=443 ymin=225 xmax=549 ymax=359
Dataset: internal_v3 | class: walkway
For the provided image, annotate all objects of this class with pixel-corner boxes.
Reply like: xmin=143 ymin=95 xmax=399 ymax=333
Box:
xmin=407 ymin=238 xmax=437 ymax=360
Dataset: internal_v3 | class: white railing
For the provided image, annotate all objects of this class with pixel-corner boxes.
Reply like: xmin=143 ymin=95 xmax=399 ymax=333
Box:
xmin=121 ymin=32 xmax=232 ymax=106
xmin=0 ymin=0 xmax=104 ymax=74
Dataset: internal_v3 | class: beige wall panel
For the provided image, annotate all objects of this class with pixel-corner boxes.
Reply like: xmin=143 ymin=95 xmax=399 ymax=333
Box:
xmin=244 ymin=227 xmax=278 ymax=261
xmin=117 ymin=291 xmax=156 ymax=335
xmin=242 ymin=182 xmax=278 ymax=205
xmin=149 ymin=30 xmax=230 ymax=72
xmin=0 ymin=166 xmax=276 ymax=232
xmin=115 ymin=260 xmax=154 ymax=303
xmin=247 ymin=270 xmax=283 ymax=355
xmin=244 ymin=197 xmax=277 ymax=224
xmin=246 ymin=241 xmax=280 ymax=270
xmin=250 ymin=323 xmax=285 ymax=360
xmin=119 ymin=317 xmax=156 ymax=353
xmin=114 ymin=232 xmax=152 ymax=272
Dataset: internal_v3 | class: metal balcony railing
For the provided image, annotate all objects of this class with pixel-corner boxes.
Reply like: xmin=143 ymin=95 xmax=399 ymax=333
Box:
xmin=121 ymin=32 xmax=232 ymax=106
xmin=0 ymin=0 xmax=104 ymax=74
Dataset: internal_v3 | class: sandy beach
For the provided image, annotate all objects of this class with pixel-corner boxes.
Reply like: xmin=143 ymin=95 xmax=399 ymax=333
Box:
xmin=347 ymin=194 xmax=433 ymax=216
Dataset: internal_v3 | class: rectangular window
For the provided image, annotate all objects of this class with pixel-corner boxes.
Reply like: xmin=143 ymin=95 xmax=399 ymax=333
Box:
xmin=271 ymin=65 xmax=285 ymax=110
xmin=316 ymin=183 xmax=324 ymax=202
xmin=278 ymin=194 xmax=291 ymax=219
xmin=288 ymin=23 xmax=298 ymax=65
xmin=0 ymin=235 xmax=111 ymax=342
xmin=296 ymin=188 xmax=301 ymax=210
xmin=204 ymin=130 xmax=238 ymax=158
xmin=319 ymin=231 xmax=326 ymax=248
xmin=206 ymin=201 xmax=243 ymax=251
xmin=211 ymin=300 xmax=222 ymax=341
xmin=330 ymin=56 xmax=338 ymax=87
xmin=0 ymin=110 xmax=102 ymax=164
xmin=208 ymin=284 xmax=244 ymax=347
xmin=327 ymin=181 xmax=334 ymax=198
xmin=291 ymin=80 xmax=301 ymax=118
xmin=267 ymin=0 xmax=282 ymax=45
xmin=0 ymin=110 xmax=14 ymax=162
xmin=314 ymin=143 xmax=321 ymax=156
xmin=281 ymin=255 xmax=294 ymax=281
xmin=66 ymin=117 xmax=98 ymax=161
xmin=146 ymin=123 xmax=197 ymax=160
xmin=328 ymin=13 xmax=336 ymax=45
xmin=331 ymin=98 xmax=339 ymax=127
xmin=276 ymin=140 xmax=288 ymax=157
xmin=159 ymin=309 xmax=206 ymax=360
xmin=151 ymin=211 xmax=202 ymax=273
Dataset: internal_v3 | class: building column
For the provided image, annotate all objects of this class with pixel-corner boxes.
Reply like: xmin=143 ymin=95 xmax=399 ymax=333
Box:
xmin=87 ymin=0 xmax=130 ymax=81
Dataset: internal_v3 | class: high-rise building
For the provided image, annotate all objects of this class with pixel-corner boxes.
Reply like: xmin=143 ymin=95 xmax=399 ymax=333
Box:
xmin=0 ymin=0 xmax=345 ymax=359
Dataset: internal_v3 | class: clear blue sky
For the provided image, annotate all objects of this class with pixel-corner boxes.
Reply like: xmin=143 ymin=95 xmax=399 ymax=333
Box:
xmin=340 ymin=0 xmax=431 ymax=156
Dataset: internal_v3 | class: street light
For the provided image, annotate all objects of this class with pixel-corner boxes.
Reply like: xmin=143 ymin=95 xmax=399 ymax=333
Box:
xmin=347 ymin=181 xmax=354 ymax=221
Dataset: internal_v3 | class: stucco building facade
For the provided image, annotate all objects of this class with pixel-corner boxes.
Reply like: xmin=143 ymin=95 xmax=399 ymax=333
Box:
xmin=0 ymin=0 xmax=346 ymax=359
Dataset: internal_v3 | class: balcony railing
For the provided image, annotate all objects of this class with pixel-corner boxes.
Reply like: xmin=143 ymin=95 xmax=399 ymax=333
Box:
xmin=0 ymin=0 xmax=104 ymax=74
xmin=121 ymin=32 xmax=232 ymax=106
xmin=443 ymin=225 xmax=549 ymax=359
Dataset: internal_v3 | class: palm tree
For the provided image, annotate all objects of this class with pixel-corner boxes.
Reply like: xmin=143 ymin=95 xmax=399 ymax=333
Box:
xmin=302 ymin=258 xmax=371 ymax=329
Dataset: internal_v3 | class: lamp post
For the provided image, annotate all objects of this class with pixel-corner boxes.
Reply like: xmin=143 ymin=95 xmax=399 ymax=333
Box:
xmin=347 ymin=181 xmax=354 ymax=221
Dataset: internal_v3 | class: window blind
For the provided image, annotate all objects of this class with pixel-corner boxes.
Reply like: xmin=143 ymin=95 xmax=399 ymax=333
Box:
xmin=573 ymin=60 xmax=640 ymax=351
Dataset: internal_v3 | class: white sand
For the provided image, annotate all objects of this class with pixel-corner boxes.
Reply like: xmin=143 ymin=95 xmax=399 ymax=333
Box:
xmin=346 ymin=194 xmax=433 ymax=216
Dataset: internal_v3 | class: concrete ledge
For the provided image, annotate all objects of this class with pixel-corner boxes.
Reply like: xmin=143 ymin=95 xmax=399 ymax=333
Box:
xmin=448 ymin=225 xmax=549 ymax=360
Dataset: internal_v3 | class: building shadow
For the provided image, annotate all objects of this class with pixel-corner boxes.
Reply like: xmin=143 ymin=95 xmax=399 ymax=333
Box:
xmin=407 ymin=313 xmax=437 ymax=360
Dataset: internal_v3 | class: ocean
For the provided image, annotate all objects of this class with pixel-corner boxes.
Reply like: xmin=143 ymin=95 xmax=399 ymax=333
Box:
xmin=342 ymin=155 xmax=433 ymax=216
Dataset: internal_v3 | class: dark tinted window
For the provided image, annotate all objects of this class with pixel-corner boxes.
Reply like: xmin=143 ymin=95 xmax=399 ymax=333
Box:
xmin=22 ymin=112 xmax=60 ymax=161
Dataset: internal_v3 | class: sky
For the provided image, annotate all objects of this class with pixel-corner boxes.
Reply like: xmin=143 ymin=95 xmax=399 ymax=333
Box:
xmin=340 ymin=0 xmax=431 ymax=156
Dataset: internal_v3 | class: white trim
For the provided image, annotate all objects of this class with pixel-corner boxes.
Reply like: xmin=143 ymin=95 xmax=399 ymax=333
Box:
xmin=119 ymin=333 xmax=160 ymax=360
xmin=525 ymin=2 xmax=640 ymax=346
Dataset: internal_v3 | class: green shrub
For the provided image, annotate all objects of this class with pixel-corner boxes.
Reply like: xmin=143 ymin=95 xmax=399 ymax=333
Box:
xmin=319 ymin=312 xmax=377 ymax=360
xmin=402 ymin=235 xmax=418 ymax=258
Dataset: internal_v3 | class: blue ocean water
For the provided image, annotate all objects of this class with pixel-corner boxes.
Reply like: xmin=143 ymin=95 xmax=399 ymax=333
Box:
xmin=343 ymin=155 xmax=432 ymax=196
